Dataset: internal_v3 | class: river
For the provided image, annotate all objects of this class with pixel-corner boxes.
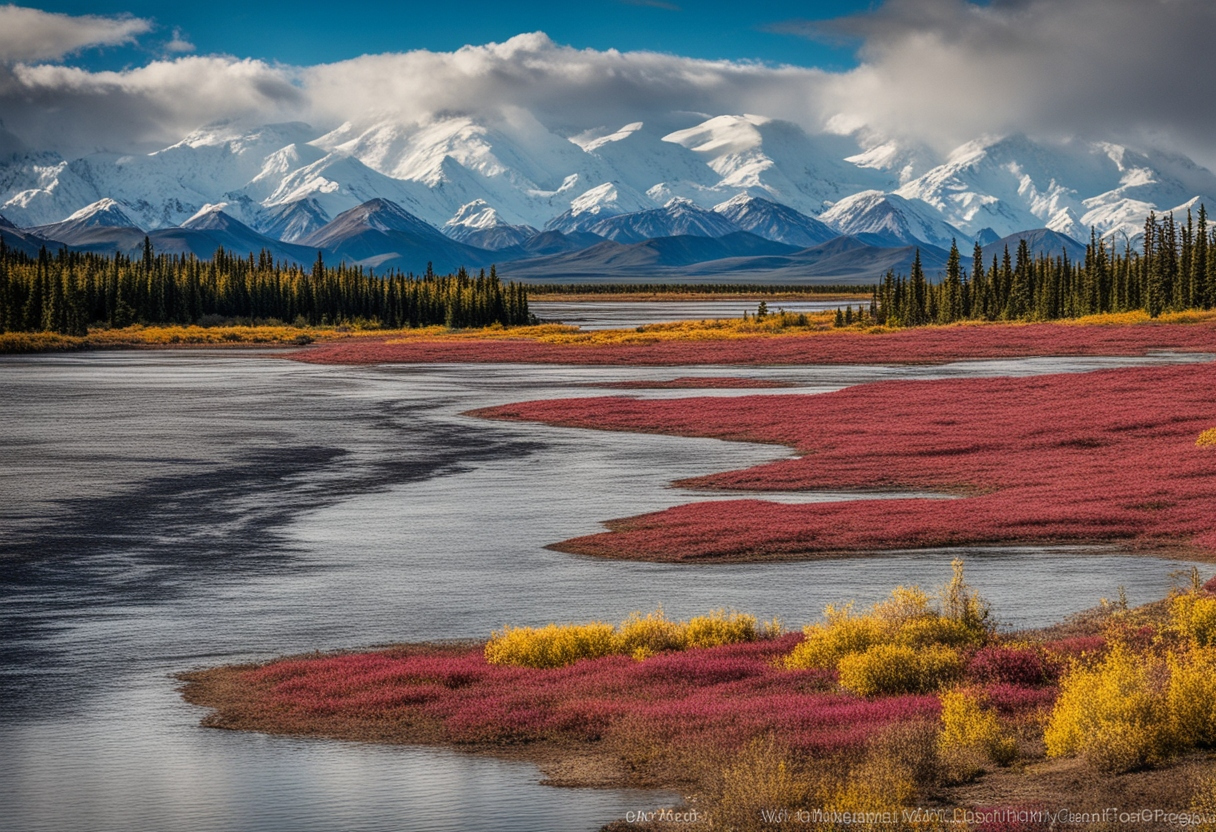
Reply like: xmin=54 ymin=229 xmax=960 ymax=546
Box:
xmin=1 ymin=348 xmax=1210 ymax=832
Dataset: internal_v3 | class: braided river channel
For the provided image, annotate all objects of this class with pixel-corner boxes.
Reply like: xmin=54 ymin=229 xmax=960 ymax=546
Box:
xmin=1 ymin=344 xmax=1211 ymax=832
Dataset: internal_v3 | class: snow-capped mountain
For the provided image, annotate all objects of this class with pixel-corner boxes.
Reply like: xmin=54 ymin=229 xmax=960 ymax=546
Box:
xmin=258 ymin=198 xmax=331 ymax=243
xmin=586 ymin=197 xmax=741 ymax=243
xmin=3 ymin=108 xmax=1216 ymax=263
xmin=544 ymin=182 xmax=654 ymax=234
xmin=713 ymin=194 xmax=837 ymax=248
xmin=819 ymin=191 xmax=966 ymax=250
xmin=32 ymin=198 xmax=141 ymax=240
xmin=443 ymin=200 xmax=537 ymax=250
xmin=300 ymin=198 xmax=493 ymax=273
xmin=895 ymin=134 xmax=1216 ymax=245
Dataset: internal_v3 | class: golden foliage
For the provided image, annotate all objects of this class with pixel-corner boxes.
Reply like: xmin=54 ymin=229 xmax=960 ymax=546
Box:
xmin=1171 ymin=592 xmax=1216 ymax=647
xmin=938 ymin=689 xmax=1017 ymax=782
xmin=1044 ymin=645 xmax=1174 ymax=772
xmin=484 ymin=608 xmax=762 ymax=668
xmin=782 ymin=561 xmax=989 ymax=681
xmin=483 ymin=622 xmax=618 ymax=669
xmin=837 ymin=644 xmax=964 ymax=697
xmin=1198 ymin=428 xmax=1216 ymax=448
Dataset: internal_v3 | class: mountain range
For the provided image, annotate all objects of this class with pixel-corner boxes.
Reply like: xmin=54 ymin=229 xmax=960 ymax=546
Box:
xmin=2 ymin=113 xmax=1212 ymax=282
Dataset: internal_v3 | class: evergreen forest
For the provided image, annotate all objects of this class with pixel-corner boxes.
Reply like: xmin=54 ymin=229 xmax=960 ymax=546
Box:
xmin=865 ymin=207 xmax=1216 ymax=327
xmin=0 ymin=241 xmax=533 ymax=335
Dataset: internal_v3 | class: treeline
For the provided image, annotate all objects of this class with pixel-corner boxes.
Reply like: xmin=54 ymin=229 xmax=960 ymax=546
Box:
xmin=0 ymin=241 xmax=532 ymax=334
xmin=527 ymin=283 xmax=869 ymax=296
xmin=869 ymin=206 xmax=1216 ymax=327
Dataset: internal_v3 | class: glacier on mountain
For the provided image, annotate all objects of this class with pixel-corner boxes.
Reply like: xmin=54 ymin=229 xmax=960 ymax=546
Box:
xmin=2 ymin=109 xmax=1215 ymax=258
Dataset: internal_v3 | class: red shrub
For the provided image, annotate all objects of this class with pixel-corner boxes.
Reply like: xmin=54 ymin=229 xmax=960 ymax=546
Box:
xmin=967 ymin=647 xmax=1059 ymax=687
xmin=981 ymin=683 xmax=1059 ymax=718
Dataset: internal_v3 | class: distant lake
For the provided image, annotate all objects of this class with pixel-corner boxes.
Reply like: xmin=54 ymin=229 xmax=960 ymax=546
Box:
xmin=1 ymin=351 xmax=1210 ymax=832
xmin=530 ymin=298 xmax=859 ymax=329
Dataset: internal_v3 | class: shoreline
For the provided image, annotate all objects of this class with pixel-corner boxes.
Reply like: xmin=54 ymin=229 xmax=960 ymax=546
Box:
xmin=180 ymin=587 xmax=1216 ymax=828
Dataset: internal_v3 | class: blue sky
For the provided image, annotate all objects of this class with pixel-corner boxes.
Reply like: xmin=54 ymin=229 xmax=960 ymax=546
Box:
xmin=32 ymin=0 xmax=876 ymax=70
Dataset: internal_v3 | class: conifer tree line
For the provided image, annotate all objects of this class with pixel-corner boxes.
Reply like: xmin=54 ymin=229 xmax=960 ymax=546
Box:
xmin=0 ymin=240 xmax=533 ymax=335
xmin=867 ymin=206 xmax=1216 ymax=327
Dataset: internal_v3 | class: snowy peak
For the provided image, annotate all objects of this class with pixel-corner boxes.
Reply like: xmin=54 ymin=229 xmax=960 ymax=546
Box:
xmin=571 ymin=122 xmax=644 ymax=152
xmin=586 ymin=197 xmax=741 ymax=243
xmin=820 ymin=191 xmax=965 ymax=249
xmin=181 ymin=204 xmax=256 ymax=234
xmin=30 ymin=196 xmax=145 ymax=248
xmin=256 ymin=198 xmax=330 ymax=243
xmin=62 ymin=198 xmax=139 ymax=229
xmin=331 ymin=197 xmax=440 ymax=236
xmin=442 ymin=200 xmax=537 ymax=250
xmin=712 ymin=194 xmax=837 ymax=247
xmin=444 ymin=199 xmax=507 ymax=232
xmin=545 ymin=182 xmax=653 ymax=233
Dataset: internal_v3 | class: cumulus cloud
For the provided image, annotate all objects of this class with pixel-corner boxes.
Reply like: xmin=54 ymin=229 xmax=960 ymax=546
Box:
xmin=2 ymin=57 xmax=304 ymax=152
xmin=2 ymin=0 xmax=1216 ymax=167
xmin=814 ymin=0 xmax=1216 ymax=162
xmin=301 ymin=33 xmax=827 ymax=136
xmin=0 ymin=4 xmax=150 ymax=63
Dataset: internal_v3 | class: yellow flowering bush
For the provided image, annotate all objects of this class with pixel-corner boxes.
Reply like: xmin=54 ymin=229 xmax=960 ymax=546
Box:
xmin=1167 ymin=650 xmax=1216 ymax=748
xmin=1197 ymin=428 xmax=1216 ymax=448
xmin=484 ymin=622 xmax=619 ymax=669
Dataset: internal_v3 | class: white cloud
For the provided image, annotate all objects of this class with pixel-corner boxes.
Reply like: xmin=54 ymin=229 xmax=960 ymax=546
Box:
xmin=164 ymin=28 xmax=194 ymax=54
xmin=0 ymin=4 xmax=150 ymax=63
xmin=815 ymin=0 xmax=1216 ymax=163
xmin=301 ymin=33 xmax=829 ymax=136
xmin=1 ymin=1 xmax=1216 ymax=169
xmin=4 ymin=57 xmax=304 ymax=151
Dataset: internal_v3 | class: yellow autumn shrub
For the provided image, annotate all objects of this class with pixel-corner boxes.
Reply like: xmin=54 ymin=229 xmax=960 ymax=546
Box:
xmin=783 ymin=561 xmax=990 ymax=674
xmin=484 ymin=622 xmax=618 ymax=669
xmin=485 ymin=608 xmax=761 ymax=668
xmin=838 ymin=644 xmax=964 ymax=696
xmin=1167 ymin=650 xmax=1216 ymax=748
xmin=1197 ymin=428 xmax=1216 ymax=448
xmin=615 ymin=610 xmax=686 ymax=656
xmin=782 ymin=603 xmax=888 ymax=670
xmin=683 ymin=609 xmax=763 ymax=648
xmin=938 ymin=689 xmax=1017 ymax=781
xmin=1172 ymin=592 xmax=1216 ymax=647
xmin=1044 ymin=645 xmax=1174 ymax=772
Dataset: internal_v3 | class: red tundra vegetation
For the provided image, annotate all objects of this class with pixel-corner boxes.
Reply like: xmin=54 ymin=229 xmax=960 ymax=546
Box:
xmin=474 ymin=362 xmax=1216 ymax=562
xmin=183 ymin=581 xmax=1216 ymax=830
xmin=295 ymin=319 xmax=1216 ymax=367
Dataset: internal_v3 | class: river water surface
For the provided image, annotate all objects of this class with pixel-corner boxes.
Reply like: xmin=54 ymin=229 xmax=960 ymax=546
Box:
xmin=1 ymin=348 xmax=1211 ymax=832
